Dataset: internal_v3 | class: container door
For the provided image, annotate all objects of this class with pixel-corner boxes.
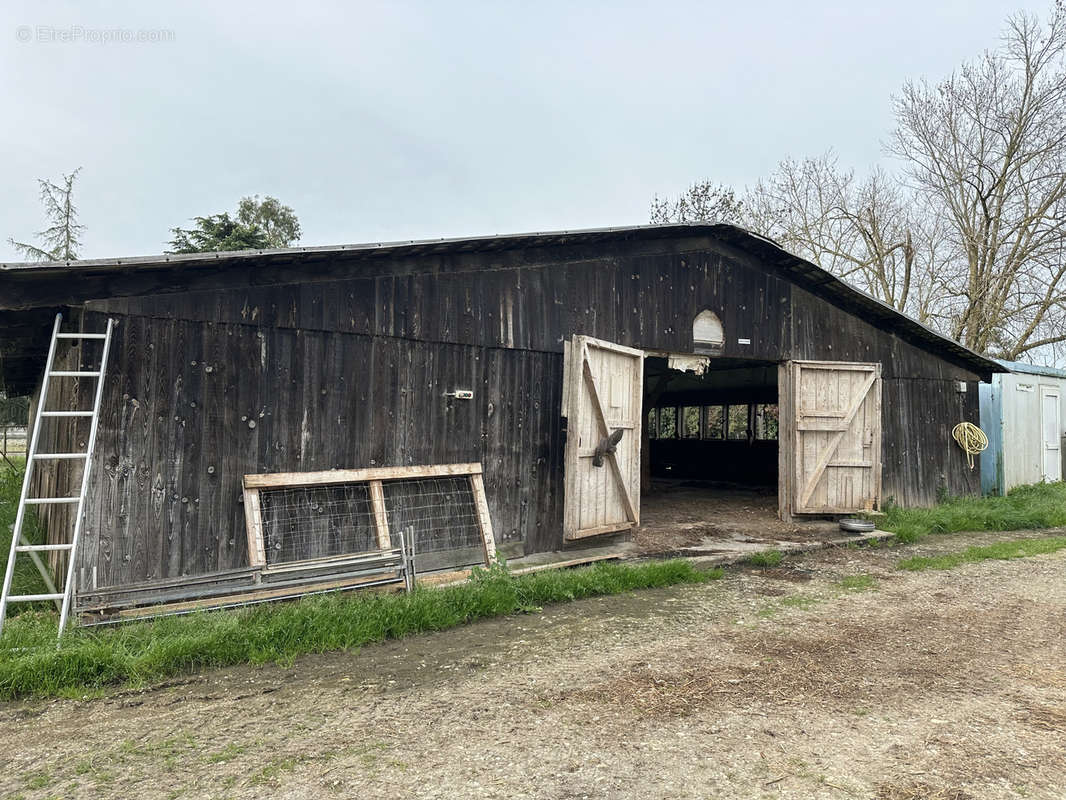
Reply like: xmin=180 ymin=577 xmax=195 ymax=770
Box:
xmin=1041 ymin=387 xmax=1062 ymax=482
xmin=788 ymin=360 xmax=882 ymax=514
xmin=562 ymin=335 xmax=644 ymax=540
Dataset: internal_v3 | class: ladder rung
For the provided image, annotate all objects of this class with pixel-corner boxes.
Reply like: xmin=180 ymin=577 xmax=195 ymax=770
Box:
xmin=33 ymin=453 xmax=88 ymax=460
xmin=55 ymin=333 xmax=108 ymax=339
xmin=25 ymin=497 xmax=81 ymax=504
xmin=48 ymin=371 xmax=101 ymax=377
xmin=6 ymin=594 xmax=65 ymax=602
xmin=40 ymin=411 xmax=94 ymax=417
xmin=15 ymin=543 xmax=74 ymax=552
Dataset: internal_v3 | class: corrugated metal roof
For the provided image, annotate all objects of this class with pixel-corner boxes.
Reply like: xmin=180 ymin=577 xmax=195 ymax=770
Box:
xmin=0 ymin=222 xmax=1003 ymax=376
xmin=995 ymin=359 xmax=1066 ymax=379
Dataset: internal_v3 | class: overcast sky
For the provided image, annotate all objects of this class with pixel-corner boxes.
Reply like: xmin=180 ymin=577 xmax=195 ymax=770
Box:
xmin=0 ymin=0 xmax=1045 ymax=261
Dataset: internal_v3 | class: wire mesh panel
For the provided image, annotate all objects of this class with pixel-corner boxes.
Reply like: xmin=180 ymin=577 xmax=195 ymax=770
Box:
xmin=382 ymin=476 xmax=483 ymax=555
xmin=243 ymin=463 xmax=495 ymax=573
xmin=259 ymin=483 xmax=377 ymax=565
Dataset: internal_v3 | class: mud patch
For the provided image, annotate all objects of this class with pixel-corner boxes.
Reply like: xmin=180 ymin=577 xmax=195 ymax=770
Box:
xmin=565 ymin=602 xmax=1026 ymax=717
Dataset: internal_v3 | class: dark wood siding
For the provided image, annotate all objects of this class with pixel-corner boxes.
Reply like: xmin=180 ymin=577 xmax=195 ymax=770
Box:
xmin=88 ymin=249 xmax=792 ymax=362
xmin=70 ymin=312 xmax=563 ymax=594
xmin=25 ymin=236 xmax=989 ymax=604
xmin=789 ymin=286 xmax=982 ymax=504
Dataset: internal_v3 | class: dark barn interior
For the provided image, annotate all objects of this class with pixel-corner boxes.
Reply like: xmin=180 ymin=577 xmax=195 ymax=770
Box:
xmin=644 ymin=357 xmax=779 ymax=487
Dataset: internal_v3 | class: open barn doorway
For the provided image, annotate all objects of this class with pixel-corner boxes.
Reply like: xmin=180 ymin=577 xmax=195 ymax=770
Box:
xmin=637 ymin=354 xmax=794 ymax=552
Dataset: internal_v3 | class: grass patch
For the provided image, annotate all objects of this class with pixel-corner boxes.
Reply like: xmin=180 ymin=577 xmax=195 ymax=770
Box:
xmin=204 ymin=743 xmax=247 ymax=764
xmin=0 ymin=558 xmax=719 ymax=701
xmin=836 ymin=574 xmax=877 ymax=592
xmin=744 ymin=550 xmax=784 ymax=568
xmin=897 ymin=535 xmax=1066 ymax=572
xmin=876 ymin=482 xmax=1066 ymax=544
xmin=778 ymin=594 xmax=820 ymax=610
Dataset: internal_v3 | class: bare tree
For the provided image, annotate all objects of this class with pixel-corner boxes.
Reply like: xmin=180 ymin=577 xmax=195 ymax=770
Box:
xmin=8 ymin=168 xmax=85 ymax=261
xmin=891 ymin=6 xmax=1066 ymax=360
xmin=745 ymin=155 xmax=950 ymax=324
xmin=652 ymin=157 xmax=948 ymax=323
xmin=650 ymin=181 xmax=746 ymax=225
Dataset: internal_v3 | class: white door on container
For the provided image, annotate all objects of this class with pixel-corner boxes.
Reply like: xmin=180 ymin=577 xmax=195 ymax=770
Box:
xmin=562 ymin=335 xmax=644 ymax=540
xmin=1041 ymin=388 xmax=1062 ymax=482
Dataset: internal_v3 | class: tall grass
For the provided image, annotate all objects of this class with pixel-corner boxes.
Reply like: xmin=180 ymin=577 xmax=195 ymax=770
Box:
xmin=897 ymin=535 xmax=1066 ymax=571
xmin=0 ymin=559 xmax=720 ymax=701
xmin=877 ymin=482 xmax=1066 ymax=543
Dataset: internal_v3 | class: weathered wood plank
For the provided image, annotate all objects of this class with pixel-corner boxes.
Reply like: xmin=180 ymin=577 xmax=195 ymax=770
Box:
xmin=244 ymin=462 xmax=483 ymax=488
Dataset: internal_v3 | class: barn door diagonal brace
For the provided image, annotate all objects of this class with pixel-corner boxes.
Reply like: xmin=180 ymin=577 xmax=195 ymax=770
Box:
xmin=581 ymin=345 xmax=637 ymax=523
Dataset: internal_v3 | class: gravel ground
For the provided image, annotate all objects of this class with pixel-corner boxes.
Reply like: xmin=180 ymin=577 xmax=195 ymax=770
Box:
xmin=2 ymin=529 xmax=1065 ymax=800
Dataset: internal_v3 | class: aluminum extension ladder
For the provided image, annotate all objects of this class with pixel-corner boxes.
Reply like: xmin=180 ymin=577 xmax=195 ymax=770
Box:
xmin=0 ymin=313 xmax=115 ymax=638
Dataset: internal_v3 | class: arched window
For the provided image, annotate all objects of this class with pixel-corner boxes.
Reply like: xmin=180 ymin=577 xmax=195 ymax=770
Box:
xmin=693 ymin=310 xmax=724 ymax=353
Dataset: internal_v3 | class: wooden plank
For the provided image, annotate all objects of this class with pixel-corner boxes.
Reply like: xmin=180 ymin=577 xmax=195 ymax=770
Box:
xmin=243 ymin=486 xmax=266 ymax=568
xmin=469 ymin=471 xmax=497 ymax=564
xmin=789 ymin=360 xmax=882 ymax=371
xmin=870 ymin=364 xmax=882 ymax=509
xmin=418 ymin=550 xmax=625 ymax=588
xmin=564 ymin=520 xmax=634 ymax=540
xmin=562 ymin=335 xmax=582 ymax=538
xmin=243 ymin=462 xmax=483 ymax=489
xmin=778 ymin=362 xmax=792 ymax=522
xmin=369 ymin=479 xmax=391 ymax=550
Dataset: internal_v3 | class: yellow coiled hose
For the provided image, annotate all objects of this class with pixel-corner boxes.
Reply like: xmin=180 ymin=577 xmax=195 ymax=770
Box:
xmin=952 ymin=422 xmax=988 ymax=470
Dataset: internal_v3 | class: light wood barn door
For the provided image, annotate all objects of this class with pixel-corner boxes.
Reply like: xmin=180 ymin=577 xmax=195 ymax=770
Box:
xmin=789 ymin=360 xmax=882 ymax=514
xmin=562 ymin=336 xmax=644 ymax=540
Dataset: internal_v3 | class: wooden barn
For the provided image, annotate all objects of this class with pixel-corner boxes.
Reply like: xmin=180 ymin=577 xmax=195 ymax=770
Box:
xmin=0 ymin=224 xmax=1000 ymax=622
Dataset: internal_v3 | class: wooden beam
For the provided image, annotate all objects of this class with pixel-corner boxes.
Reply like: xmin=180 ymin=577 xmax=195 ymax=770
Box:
xmin=369 ymin=479 xmax=392 ymax=550
xmin=469 ymin=471 xmax=497 ymax=565
xmin=243 ymin=487 xmax=266 ymax=569
xmin=243 ymin=462 xmax=483 ymax=489
xmin=564 ymin=521 xmax=634 ymax=540
xmin=778 ymin=362 xmax=793 ymax=523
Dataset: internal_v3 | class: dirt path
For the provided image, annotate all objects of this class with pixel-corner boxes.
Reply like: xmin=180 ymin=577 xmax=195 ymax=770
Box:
xmin=3 ymin=531 xmax=1065 ymax=800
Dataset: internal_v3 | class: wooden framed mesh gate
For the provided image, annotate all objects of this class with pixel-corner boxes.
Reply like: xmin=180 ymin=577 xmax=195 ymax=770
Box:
xmin=243 ymin=463 xmax=497 ymax=573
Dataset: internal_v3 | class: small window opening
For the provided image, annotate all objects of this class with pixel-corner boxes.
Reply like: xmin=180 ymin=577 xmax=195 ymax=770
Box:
xmin=693 ymin=310 xmax=724 ymax=353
